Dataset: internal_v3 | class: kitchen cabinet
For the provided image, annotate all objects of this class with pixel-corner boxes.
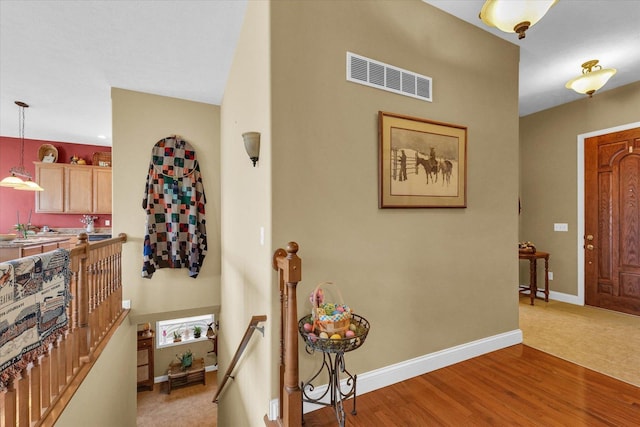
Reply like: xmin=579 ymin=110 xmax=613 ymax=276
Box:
xmin=0 ymin=237 xmax=71 ymax=263
xmin=35 ymin=163 xmax=112 ymax=214
xmin=93 ymin=167 xmax=112 ymax=214
xmin=35 ymin=163 xmax=65 ymax=213
xmin=65 ymin=166 xmax=93 ymax=213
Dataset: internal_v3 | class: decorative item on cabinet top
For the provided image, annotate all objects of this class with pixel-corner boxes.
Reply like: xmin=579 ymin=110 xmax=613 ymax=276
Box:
xmin=38 ymin=144 xmax=58 ymax=163
xmin=92 ymin=151 xmax=112 ymax=167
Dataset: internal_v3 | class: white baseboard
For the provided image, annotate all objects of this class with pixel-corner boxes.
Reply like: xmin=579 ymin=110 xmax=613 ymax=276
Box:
xmin=154 ymin=364 xmax=218 ymax=384
xmin=300 ymin=329 xmax=522 ymax=414
xmin=548 ymin=290 xmax=582 ymax=305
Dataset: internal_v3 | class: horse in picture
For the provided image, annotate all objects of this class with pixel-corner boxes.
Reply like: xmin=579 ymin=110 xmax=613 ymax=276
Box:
xmin=415 ymin=153 xmax=439 ymax=184
xmin=439 ymin=160 xmax=453 ymax=186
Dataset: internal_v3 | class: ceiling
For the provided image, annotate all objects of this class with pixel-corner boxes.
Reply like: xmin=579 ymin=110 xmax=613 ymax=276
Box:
xmin=1 ymin=1 xmax=638 ymax=147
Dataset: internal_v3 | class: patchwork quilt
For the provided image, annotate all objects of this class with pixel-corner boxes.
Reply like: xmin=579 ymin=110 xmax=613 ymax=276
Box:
xmin=0 ymin=249 xmax=71 ymax=390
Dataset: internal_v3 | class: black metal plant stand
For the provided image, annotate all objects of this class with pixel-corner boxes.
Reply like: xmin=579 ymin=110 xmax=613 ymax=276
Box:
xmin=301 ymin=348 xmax=357 ymax=426
xmin=298 ymin=313 xmax=370 ymax=427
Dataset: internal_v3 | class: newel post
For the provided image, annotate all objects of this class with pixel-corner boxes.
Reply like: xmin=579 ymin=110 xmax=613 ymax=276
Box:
xmin=273 ymin=242 xmax=302 ymax=427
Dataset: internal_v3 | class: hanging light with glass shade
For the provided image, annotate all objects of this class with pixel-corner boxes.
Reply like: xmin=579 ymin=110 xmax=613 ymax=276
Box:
xmin=480 ymin=0 xmax=558 ymax=40
xmin=0 ymin=101 xmax=44 ymax=191
xmin=565 ymin=59 xmax=617 ymax=98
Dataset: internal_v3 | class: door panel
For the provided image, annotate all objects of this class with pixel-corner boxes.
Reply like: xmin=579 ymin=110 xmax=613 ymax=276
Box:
xmin=585 ymin=127 xmax=640 ymax=315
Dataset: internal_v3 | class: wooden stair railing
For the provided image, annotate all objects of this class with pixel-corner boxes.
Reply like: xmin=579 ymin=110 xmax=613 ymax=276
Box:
xmin=0 ymin=233 xmax=128 ymax=427
xmin=270 ymin=242 xmax=302 ymax=426
xmin=212 ymin=315 xmax=267 ymax=403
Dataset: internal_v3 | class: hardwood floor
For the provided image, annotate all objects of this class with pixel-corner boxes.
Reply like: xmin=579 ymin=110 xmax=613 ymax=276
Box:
xmin=301 ymin=344 xmax=640 ymax=426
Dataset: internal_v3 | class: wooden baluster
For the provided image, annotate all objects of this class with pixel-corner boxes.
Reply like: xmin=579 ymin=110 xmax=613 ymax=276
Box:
xmin=57 ymin=335 xmax=67 ymax=392
xmin=65 ymin=330 xmax=74 ymax=379
xmin=50 ymin=339 xmax=59 ymax=400
xmin=30 ymin=356 xmax=43 ymax=423
xmin=40 ymin=347 xmax=51 ymax=411
xmin=68 ymin=269 xmax=80 ymax=373
xmin=76 ymin=233 xmax=90 ymax=359
xmin=1 ymin=378 xmax=17 ymax=427
xmin=17 ymin=368 xmax=29 ymax=427
xmin=273 ymin=242 xmax=302 ymax=427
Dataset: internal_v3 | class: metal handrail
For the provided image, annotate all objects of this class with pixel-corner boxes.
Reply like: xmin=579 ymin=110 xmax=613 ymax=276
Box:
xmin=212 ymin=315 xmax=267 ymax=403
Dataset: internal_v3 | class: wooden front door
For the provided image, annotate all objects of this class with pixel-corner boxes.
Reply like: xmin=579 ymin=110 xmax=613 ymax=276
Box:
xmin=585 ymin=127 xmax=640 ymax=315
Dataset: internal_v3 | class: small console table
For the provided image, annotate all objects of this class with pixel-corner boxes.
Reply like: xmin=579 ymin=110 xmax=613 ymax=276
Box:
xmin=167 ymin=357 xmax=206 ymax=394
xmin=519 ymin=250 xmax=550 ymax=305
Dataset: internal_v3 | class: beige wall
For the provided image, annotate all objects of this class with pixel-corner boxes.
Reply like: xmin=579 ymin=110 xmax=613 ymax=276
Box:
xmin=221 ymin=1 xmax=520 ymax=425
xmin=57 ymin=320 xmax=137 ymax=427
xmin=219 ymin=1 xmax=272 ymax=425
xmin=520 ymin=81 xmax=640 ymax=296
xmin=111 ymin=88 xmax=222 ymax=315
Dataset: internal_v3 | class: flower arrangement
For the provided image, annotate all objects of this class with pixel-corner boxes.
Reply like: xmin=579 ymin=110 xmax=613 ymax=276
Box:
xmin=13 ymin=210 xmax=33 ymax=238
xmin=80 ymin=215 xmax=98 ymax=226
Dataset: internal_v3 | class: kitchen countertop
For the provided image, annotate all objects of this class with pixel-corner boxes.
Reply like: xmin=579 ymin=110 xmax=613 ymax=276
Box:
xmin=0 ymin=228 xmax=113 ymax=248
xmin=0 ymin=236 xmax=72 ymax=248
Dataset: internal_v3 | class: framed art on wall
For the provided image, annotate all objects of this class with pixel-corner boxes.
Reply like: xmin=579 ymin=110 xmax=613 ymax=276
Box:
xmin=379 ymin=111 xmax=467 ymax=208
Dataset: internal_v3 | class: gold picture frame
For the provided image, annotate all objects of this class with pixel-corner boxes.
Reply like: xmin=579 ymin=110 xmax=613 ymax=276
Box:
xmin=379 ymin=111 xmax=467 ymax=208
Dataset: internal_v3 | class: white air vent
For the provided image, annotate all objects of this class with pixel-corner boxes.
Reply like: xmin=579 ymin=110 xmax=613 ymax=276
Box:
xmin=346 ymin=52 xmax=432 ymax=102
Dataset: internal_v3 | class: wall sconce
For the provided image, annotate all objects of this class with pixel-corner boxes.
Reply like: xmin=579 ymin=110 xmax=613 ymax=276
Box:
xmin=243 ymin=132 xmax=260 ymax=167
xmin=565 ymin=59 xmax=617 ymax=98
xmin=480 ymin=0 xmax=558 ymax=40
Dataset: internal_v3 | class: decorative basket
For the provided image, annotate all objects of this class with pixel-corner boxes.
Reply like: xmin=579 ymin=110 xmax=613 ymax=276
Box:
xmin=310 ymin=282 xmax=352 ymax=338
xmin=38 ymin=144 xmax=58 ymax=163
xmin=298 ymin=313 xmax=369 ymax=354
xmin=92 ymin=151 xmax=112 ymax=167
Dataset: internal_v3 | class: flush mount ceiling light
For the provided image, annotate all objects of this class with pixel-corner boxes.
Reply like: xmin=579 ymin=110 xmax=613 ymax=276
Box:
xmin=479 ymin=0 xmax=558 ymax=40
xmin=565 ymin=59 xmax=617 ymax=98
xmin=0 ymin=101 xmax=44 ymax=191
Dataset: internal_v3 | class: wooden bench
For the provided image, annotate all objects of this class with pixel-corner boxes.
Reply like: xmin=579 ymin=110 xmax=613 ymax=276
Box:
xmin=167 ymin=357 xmax=206 ymax=394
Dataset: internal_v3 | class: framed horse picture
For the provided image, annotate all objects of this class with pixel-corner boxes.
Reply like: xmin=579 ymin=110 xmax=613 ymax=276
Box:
xmin=379 ymin=111 xmax=467 ymax=208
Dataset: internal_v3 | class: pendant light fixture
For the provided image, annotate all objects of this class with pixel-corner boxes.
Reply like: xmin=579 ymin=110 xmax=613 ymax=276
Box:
xmin=0 ymin=101 xmax=44 ymax=191
xmin=480 ymin=0 xmax=558 ymax=40
xmin=565 ymin=59 xmax=617 ymax=98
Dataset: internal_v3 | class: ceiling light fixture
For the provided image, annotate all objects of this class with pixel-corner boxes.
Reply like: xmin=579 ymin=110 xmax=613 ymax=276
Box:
xmin=0 ymin=101 xmax=44 ymax=191
xmin=479 ymin=0 xmax=558 ymax=40
xmin=565 ymin=59 xmax=617 ymax=98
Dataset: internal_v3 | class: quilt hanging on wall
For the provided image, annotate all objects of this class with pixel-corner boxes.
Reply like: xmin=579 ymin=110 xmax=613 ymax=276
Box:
xmin=0 ymin=249 xmax=71 ymax=390
xmin=142 ymin=135 xmax=208 ymax=279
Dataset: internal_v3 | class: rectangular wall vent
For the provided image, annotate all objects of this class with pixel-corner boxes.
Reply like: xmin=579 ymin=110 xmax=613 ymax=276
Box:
xmin=346 ymin=52 xmax=432 ymax=102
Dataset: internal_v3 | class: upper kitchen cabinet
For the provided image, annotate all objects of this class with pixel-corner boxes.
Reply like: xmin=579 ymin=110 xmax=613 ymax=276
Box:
xmin=35 ymin=163 xmax=65 ymax=212
xmin=65 ymin=165 xmax=93 ymax=213
xmin=93 ymin=167 xmax=112 ymax=214
xmin=35 ymin=163 xmax=112 ymax=214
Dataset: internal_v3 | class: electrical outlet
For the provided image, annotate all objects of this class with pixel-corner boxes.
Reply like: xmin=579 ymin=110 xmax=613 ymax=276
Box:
xmin=549 ymin=272 xmax=553 ymax=280
xmin=105 ymin=219 xmax=111 ymax=226
xmin=554 ymin=223 xmax=568 ymax=232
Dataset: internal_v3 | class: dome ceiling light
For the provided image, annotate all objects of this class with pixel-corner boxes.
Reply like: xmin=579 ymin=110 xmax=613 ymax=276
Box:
xmin=565 ymin=59 xmax=617 ymax=98
xmin=479 ymin=0 xmax=558 ymax=40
